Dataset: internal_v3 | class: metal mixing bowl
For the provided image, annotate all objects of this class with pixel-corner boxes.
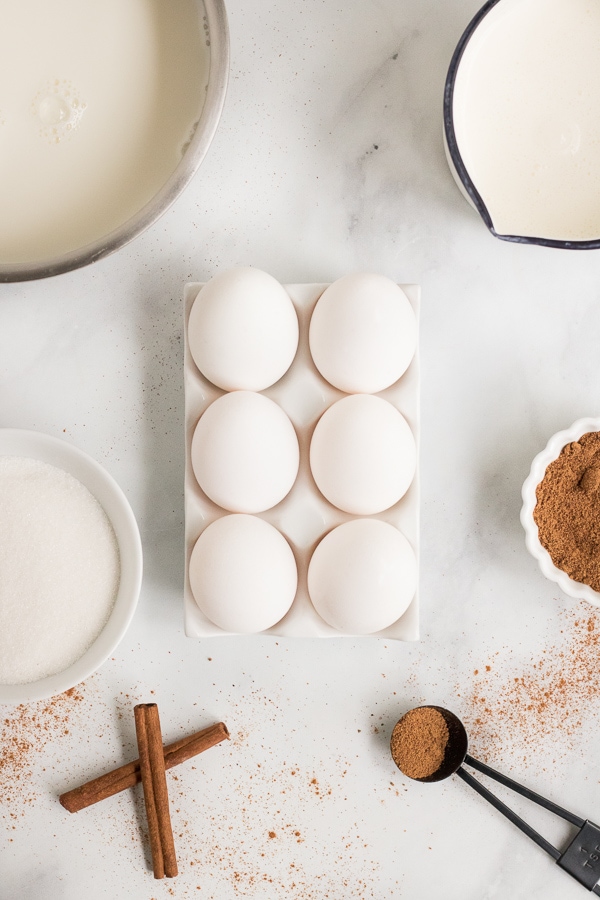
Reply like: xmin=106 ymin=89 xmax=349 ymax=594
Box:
xmin=0 ymin=0 xmax=229 ymax=283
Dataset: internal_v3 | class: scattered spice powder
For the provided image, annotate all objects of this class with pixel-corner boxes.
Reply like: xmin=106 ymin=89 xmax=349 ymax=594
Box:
xmin=110 ymin=672 xmax=382 ymax=898
xmin=463 ymin=604 xmax=600 ymax=764
xmin=0 ymin=685 xmax=85 ymax=809
xmin=390 ymin=707 xmax=449 ymax=780
xmin=534 ymin=431 xmax=600 ymax=590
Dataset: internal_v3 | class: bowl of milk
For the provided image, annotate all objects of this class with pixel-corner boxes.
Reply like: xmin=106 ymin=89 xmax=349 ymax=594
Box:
xmin=0 ymin=0 xmax=228 ymax=282
xmin=444 ymin=0 xmax=600 ymax=248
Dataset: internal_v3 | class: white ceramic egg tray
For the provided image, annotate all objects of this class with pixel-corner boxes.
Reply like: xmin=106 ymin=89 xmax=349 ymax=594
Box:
xmin=183 ymin=282 xmax=420 ymax=640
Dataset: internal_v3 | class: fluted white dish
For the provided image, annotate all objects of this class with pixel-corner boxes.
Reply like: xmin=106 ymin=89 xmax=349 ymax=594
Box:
xmin=521 ymin=417 xmax=600 ymax=607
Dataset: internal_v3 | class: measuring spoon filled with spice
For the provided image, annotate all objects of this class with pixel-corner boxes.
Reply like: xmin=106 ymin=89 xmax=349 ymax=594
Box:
xmin=391 ymin=706 xmax=600 ymax=895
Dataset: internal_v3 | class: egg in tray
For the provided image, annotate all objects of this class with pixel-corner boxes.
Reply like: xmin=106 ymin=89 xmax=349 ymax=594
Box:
xmin=183 ymin=268 xmax=420 ymax=640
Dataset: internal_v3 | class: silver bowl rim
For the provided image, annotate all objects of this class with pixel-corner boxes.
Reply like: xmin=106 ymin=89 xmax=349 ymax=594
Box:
xmin=0 ymin=0 xmax=230 ymax=283
xmin=443 ymin=0 xmax=600 ymax=250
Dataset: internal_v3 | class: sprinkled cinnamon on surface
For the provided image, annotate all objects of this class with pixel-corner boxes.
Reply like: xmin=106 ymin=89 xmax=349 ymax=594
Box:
xmin=0 ymin=685 xmax=85 ymax=808
xmin=462 ymin=604 xmax=600 ymax=763
xmin=160 ymin=685 xmax=386 ymax=897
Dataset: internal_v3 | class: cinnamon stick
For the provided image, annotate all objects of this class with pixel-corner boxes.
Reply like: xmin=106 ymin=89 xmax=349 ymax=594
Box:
xmin=60 ymin=721 xmax=229 ymax=814
xmin=135 ymin=703 xmax=178 ymax=879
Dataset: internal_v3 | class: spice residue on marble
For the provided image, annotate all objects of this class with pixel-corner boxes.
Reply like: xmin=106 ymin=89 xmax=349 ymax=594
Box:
xmin=461 ymin=604 xmax=600 ymax=764
xmin=0 ymin=685 xmax=86 ymax=813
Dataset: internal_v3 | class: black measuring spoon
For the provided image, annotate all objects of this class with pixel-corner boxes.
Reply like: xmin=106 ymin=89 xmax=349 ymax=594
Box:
xmin=391 ymin=705 xmax=600 ymax=895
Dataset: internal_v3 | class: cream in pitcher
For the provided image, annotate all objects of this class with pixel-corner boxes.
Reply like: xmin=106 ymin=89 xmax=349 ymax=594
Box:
xmin=452 ymin=0 xmax=600 ymax=242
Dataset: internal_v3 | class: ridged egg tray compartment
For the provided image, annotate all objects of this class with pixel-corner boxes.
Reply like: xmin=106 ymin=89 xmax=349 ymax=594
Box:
xmin=183 ymin=280 xmax=420 ymax=640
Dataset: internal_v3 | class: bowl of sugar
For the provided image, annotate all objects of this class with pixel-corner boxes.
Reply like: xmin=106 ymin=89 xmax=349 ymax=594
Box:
xmin=0 ymin=430 xmax=143 ymax=704
xmin=444 ymin=0 xmax=600 ymax=248
xmin=0 ymin=0 xmax=228 ymax=282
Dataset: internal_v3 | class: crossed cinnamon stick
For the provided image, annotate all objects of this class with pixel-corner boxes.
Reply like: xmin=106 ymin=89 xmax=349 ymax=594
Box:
xmin=59 ymin=708 xmax=229 ymax=879
xmin=134 ymin=703 xmax=178 ymax=878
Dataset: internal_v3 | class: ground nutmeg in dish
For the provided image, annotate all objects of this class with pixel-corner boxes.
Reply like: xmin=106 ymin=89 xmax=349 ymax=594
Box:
xmin=534 ymin=431 xmax=600 ymax=591
xmin=390 ymin=706 xmax=449 ymax=780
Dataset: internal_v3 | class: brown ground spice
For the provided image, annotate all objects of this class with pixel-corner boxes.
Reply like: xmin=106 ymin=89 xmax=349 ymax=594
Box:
xmin=0 ymin=685 xmax=85 ymax=809
xmin=390 ymin=707 xmax=449 ymax=779
xmin=461 ymin=604 xmax=600 ymax=765
xmin=534 ymin=431 xmax=600 ymax=591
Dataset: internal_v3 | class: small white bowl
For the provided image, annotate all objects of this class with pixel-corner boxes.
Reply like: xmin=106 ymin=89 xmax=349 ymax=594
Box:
xmin=0 ymin=430 xmax=143 ymax=705
xmin=520 ymin=417 xmax=600 ymax=607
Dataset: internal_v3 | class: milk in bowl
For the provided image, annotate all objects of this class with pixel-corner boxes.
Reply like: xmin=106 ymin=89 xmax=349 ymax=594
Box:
xmin=0 ymin=0 xmax=219 ymax=277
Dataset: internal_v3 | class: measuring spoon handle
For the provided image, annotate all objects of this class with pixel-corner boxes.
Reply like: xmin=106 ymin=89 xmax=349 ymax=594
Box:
xmin=464 ymin=754 xmax=585 ymax=828
xmin=456 ymin=766 xmax=560 ymax=860
xmin=457 ymin=762 xmax=600 ymax=893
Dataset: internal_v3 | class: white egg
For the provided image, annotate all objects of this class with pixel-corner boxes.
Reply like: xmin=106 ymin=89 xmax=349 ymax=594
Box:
xmin=191 ymin=391 xmax=299 ymax=513
xmin=188 ymin=267 xmax=299 ymax=391
xmin=307 ymin=519 xmax=417 ymax=634
xmin=309 ymin=272 xmax=417 ymax=394
xmin=309 ymin=395 xmax=416 ymax=515
xmin=189 ymin=514 xmax=298 ymax=633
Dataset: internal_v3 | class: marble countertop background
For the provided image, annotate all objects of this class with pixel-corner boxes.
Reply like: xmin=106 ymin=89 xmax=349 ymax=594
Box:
xmin=2 ymin=1 xmax=600 ymax=898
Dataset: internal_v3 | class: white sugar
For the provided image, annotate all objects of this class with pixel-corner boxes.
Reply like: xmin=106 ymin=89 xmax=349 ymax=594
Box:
xmin=0 ymin=457 xmax=120 ymax=684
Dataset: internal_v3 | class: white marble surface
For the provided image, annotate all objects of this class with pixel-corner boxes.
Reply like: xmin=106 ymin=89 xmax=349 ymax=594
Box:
xmin=2 ymin=0 xmax=600 ymax=898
